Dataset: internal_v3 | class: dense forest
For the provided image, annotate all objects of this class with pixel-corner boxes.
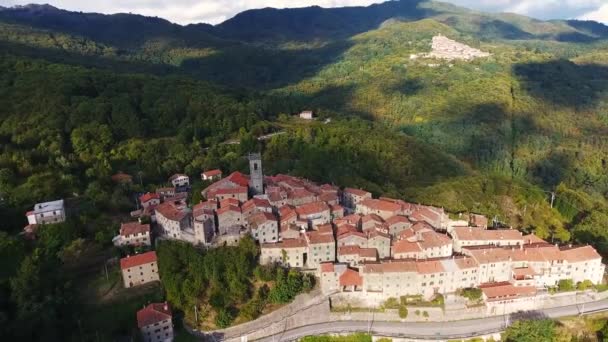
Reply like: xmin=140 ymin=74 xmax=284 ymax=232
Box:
xmin=1 ymin=0 xmax=608 ymax=340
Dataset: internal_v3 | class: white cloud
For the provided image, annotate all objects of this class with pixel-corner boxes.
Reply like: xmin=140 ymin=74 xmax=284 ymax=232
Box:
xmin=1 ymin=0 xmax=607 ymax=25
xmin=579 ymin=4 xmax=608 ymax=24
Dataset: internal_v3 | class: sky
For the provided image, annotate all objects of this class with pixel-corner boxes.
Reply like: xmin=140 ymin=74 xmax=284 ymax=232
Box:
xmin=1 ymin=0 xmax=607 ymax=26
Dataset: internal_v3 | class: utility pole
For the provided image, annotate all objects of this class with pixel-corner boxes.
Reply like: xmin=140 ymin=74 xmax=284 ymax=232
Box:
xmin=104 ymin=261 xmax=109 ymax=281
xmin=550 ymin=192 xmax=556 ymax=208
xmin=194 ymin=304 xmax=198 ymax=324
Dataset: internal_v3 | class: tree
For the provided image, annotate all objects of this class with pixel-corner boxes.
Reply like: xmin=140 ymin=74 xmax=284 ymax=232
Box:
xmin=557 ymin=279 xmax=575 ymax=292
xmin=215 ymin=308 xmax=234 ymax=328
xmin=398 ymin=306 xmax=408 ymax=319
xmin=503 ymin=319 xmax=556 ymax=342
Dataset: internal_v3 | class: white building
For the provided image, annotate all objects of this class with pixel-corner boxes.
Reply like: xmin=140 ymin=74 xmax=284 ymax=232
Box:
xmin=26 ymin=199 xmax=66 ymax=225
xmin=137 ymin=302 xmax=174 ymax=342
xmin=113 ymin=222 xmax=151 ymax=247
xmin=169 ymin=174 xmax=190 ymax=188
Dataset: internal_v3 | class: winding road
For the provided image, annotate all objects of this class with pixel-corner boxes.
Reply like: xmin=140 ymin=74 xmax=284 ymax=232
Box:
xmin=255 ymin=298 xmax=608 ymax=341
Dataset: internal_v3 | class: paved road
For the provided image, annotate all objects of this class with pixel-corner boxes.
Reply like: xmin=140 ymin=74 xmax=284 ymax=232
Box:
xmin=256 ymin=298 xmax=608 ymax=341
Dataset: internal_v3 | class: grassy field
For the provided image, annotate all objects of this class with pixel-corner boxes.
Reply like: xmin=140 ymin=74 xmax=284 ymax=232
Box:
xmin=557 ymin=312 xmax=608 ymax=341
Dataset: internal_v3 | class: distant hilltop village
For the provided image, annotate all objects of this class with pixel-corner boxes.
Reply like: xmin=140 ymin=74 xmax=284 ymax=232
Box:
xmin=28 ymin=152 xmax=605 ymax=310
xmin=411 ymin=34 xmax=491 ymax=61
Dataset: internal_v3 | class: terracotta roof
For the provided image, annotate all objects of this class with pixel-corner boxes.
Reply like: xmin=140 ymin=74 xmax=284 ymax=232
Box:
xmin=480 ymin=282 xmax=536 ymax=301
xmin=329 ymin=204 xmax=344 ymax=212
xmin=202 ymin=169 xmax=222 ymax=177
xmin=359 ymin=199 xmax=401 ymax=213
xmin=315 ymin=224 xmax=334 ymax=235
xmin=217 ymin=205 xmax=241 ymax=216
xmin=155 ymin=201 xmax=190 ymax=221
xmin=242 ymin=198 xmax=272 ymax=211
xmin=137 ymin=302 xmax=172 ymax=328
xmin=560 ymin=245 xmax=602 ymax=263
xmin=418 ymin=231 xmax=452 ymax=249
xmin=393 ymin=240 xmax=422 ymax=254
xmin=385 ymin=215 xmax=411 ymax=226
xmin=120 ymin=222 xmax=150 ymax=237
xmin=319 ymin=192 xmax=338 ymax=203
xmin=367 ymin=230 xmax=390 ymax=240
xmin=416 ymin=259 xmax=445 ymax=274
xmin=513 ymin=267 xmax=536 ymax=277
xmin=289 ymin=188 xmax=316 ymax=200
xmin=140 ymin=192 xmax=160 ymax=203
xmin=339 ymin=245 xmax=377 ymax=259
xmin=362 ymin=214 xmax=384 ymax=224
xmin=307 ymin=230 xmax=335 ymax=244
xmin=220 ymin=198 xmax=240 ymax=207
xmin=337 ymin=230 xmax=367 ymax=241
xmin=320 ymin=263 xmax=335 ymax=273
xmin=212 ymin=186 xmax=248 ymax=196
xmin=120 ymin=251 xmax=157 ymax=270
xmin=336 ymin=224 xmax=358 ymax=236
xmin=261 ymin=238 xmax=307 ymax=249
xmin=453 ymin=257 xmax=479 ymax=270
xmin=523 ymin=233 xmax=547 ymax=245
xmin=296 ymin=201 xmax=329 ymax=217
xmin=344 ymin=188 xmax=371 ymax=197
xmin=364 ymin=260 xmax=418 ymax=273
xmin=409 ymin=207 xmax=442 ymax=226
xmin=339 ymin=268 xmax=363 ymax=287
xmin=248 ymin=212 xmax=277 ymax=226
xmin=452 ymin=227 xmax=524 ymax=242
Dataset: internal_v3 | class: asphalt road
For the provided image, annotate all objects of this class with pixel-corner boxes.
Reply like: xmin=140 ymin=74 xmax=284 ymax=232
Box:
xmin=255 ymin=298 xmax=608 ymax=341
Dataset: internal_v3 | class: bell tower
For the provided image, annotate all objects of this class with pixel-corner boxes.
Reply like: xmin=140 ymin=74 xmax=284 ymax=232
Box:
xmin=248 ymin=153 xmax=264 ymax=195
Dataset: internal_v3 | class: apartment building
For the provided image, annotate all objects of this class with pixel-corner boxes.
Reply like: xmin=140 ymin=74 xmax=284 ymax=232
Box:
xmin=248 ymin=211 xmax=279 ymax=243
xmin=137 ymin=302 xmax=173 ymax=342
xmin=120 ymin=251 xmax=159 ymax=288
xmin=342 ymin=188 xmax=372 ymax=209
xmin=451 ymin=227 xmax=524 ymax=252
xmin=26 ymin=199 xmax=66 ymax=225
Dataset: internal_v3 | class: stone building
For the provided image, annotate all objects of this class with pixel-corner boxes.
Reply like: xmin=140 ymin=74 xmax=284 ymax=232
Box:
xmin=137 ymin=302 xmax=174 ymax=342
xmin=120 ymin=251 xmax=159 ymax=288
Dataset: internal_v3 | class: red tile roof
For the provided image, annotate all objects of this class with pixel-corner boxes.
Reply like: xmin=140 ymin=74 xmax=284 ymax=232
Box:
xmin=248 ymin=212 xmax=277 ymax=226
xmin=120 ymin=251 xmax=157 ymax=270
xmin=140 ymin=192 xmax=160 ymax=203
xmin=452 ymin=227 xmax=524 ymax=241
xmin=220 ymin=198 xmax=241 ymax=208
xmin=137 ymin=302 xmax=172 ymax=328
xmin=217 ymin=205 xmax=241 ymax=216
xmin=480 ymin=282 xmax=536 ymax=301
xmin=111 ymin=172 xmax=133 ymax=183
xmin=212 ymin=186 xmax=248 ymax=196
xmin=344 ymin=188 xmax=371 ymax=197
xmin=320 ymin=263 xmax=335 ymax=273
xmin=296 ymin=201 xmax=329 ymax=217
xmin=339 ymin=268 xmax=363 ymax=287
xmin=359 ymin=199 xmax=401 ymax=213
xmin=393 ymin=239 xmax=422 ymax=254
xmin=261 ymin=238 xmax=307 ymax=249
xmin=202 ymin=169 xmax=222 ymax=177
xmin=155 ymin=201 xmax=190 ymax=221
xmin=339 ymin=245 xmax=377 ymax=259
xmin=120 ymin=222 xmax=150 ymax=237
xmin=385 ymin=215 xmax=411 ymax=226
xmin=306 ymin=230 xmax=335 ymax=244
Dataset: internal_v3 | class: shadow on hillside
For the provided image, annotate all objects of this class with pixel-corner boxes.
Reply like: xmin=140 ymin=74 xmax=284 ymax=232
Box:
xmin=477 ymin=19 xmax=535 ymax=40
xmin=388 ymin=77 xmax=425 ymax=96
xmin=182 ymin=40 xmax=354 ymax=89
xmin=513 ymin=60 xmax=608 ymax=108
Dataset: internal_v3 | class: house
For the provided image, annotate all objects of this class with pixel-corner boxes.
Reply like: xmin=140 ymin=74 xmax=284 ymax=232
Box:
xmin=192 ymin=203 xmax=215 ymax=245
xmin=337 ymin=245 xmax=377 ymax=266
xmin=155 ymin=200 xmax=192 ymax=240
xmin=202 ymin=171 xmax=249 ymax=198
xmin=361 ymin=214 xmax=384 ymax=232
xmin=367 ymin=230 xmax=391 ymax=259
xmin=208 ymin=186 xmax=248 ymax=203
xmin=26 ymin=199 xmax=66 ymax=225
xmin=113 ymin=222 xmax=151 ymax=247
xmin=409 ymin=206 xmax=448 ymax=230
xmin=299 ymin=110 xmax=314 ymax=120
xmin=155 ymin=187 xmax=176 ymax=201
xmin=169 ymin=174 xmax=190 ymax=188
xmin=120 ymin=251 xmax=159 ymax=288
xmin=305 ymin=230 xmax=336 ymax=268
xmin=248 ymin=212 xmax=279 ymax=243
xmin=451 ymin=227 xmax=524 ymax=252
xmin=329 ymin=204 xmax=344 ymax=219
xmin=295 ymin=201 xmax=331 ymax=228
xmin=337 ymin=230 xmax=368 ymax=248
xmin=281 ymin=223 xmax=302 ymax=240
xmin=392 ymin=230 xmax=452 ymax=260
xmin=140 ymin=193 xmax=161 ymax=209
xmin=319 ymin=263 xmax=363 ymax=293
xmin=260 ymin=239 xmax=308 ymax=268
xmin=242 ymin=198 xmax=273 ymax=216
xmin=356 ymin=199 xmax=401 ymax=220
xmin=288 ymin=188 xmax=318 ymax=206
xmin=217 ymin=205 xmax=243 ymax=235
xmin=342 ymin=188 xmax=372 ymax=209
xmin=201 ymin=169 xmax=222 ymax=181
xmin=137 ymin=302 xmax=174 ymax=342
xmin=384 ymin=215 xmax=412 ymax=237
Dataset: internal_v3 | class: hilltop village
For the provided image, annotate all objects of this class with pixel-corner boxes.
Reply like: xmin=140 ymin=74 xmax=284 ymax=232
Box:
xmin=24 ymin=153 xmax=606 ymax=340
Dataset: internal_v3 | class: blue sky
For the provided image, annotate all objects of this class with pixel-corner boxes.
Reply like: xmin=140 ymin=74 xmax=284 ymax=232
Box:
xmin=1 ymin=0 xmax=607 ymax=25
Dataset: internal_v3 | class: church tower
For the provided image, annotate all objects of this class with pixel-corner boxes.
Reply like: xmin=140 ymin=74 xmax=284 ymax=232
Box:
xmin=248 ymin=153 xmax=264 ymax=195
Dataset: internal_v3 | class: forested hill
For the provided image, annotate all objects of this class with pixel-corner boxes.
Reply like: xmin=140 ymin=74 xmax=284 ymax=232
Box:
xmin=1 ymin=1 xmax=608 ymax=253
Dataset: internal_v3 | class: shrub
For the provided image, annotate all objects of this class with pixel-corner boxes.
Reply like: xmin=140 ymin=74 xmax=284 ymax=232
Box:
xmin=415 ymin=310 xmax=420 ymax=316
xmin=503 ymin=319 xmax=556 ymax=342
xmin=215 ymin=308 xmax=234 ymax=328
xmin=460 ymin=288 xmax=483 ymax=301
xmin=558 ymin=279 xmax=575 ymax=292
xmin=577 ymin=280 xmax=593 ymax=291
xmin=422 ymin=311 xmax=429 ymax=318
xmin=398 ymin=306 xmax=408 ymax=319
xmin=384 ymin=297 xmax=400 ymax=309
xmin=431 ymin=294 xmax=444 ymax=306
